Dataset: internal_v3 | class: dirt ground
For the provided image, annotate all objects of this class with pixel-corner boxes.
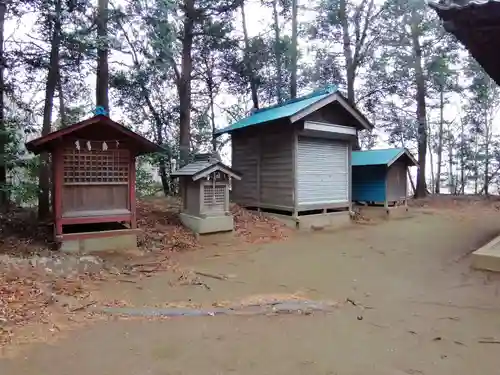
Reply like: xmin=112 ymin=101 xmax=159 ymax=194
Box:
xmin=2 ymin=206 xmax=500 ymax=374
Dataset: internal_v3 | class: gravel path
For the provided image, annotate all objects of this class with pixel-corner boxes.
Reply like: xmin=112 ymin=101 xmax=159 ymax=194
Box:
xmin=2 ymin=208 xmax=500 ymax=375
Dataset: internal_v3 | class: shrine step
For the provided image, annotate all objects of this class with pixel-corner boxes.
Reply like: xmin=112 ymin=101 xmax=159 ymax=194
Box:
xmin=59 ymin=228 xmax=139 ymax=254
xmin=472 ymin=235 xmax=500 ymax=272
xmin=179 ymin=213 xmax=234 ymax=234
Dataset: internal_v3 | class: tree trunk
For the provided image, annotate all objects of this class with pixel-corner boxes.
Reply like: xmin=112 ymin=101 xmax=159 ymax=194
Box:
xmin=272 ymin=0 xmax=282 ymax=103
xmin=484 ymin=107 xmax=490 ymax=195
xmin=202 ymin=52 xmax=217 ymax=151
xmin=410 ymin=14 xmax=427 ymax=199
xmin=460 ymin=118 xmax=465 ymax=194
xmin=0 ymin=0 xmax=8 ymax=210
xmin=290 ymin=0 xmax=298 ymax=99
xmin=474 ymin=133 xmax=478 ymax=194
xmin=147 ymin=92 xmax=169 ymax=196
xmin=38 ymin=0 xmax=62 ymax=219
xmin=479 ymin=166 xmax=500 ymax=195
xmin=339 ymin=0 xmax=361 ymax=150
xmin=154 ymin=120 xmax=170 ymax=196
xmin=207 ymin=70 xmax=217 ymax=152
xmin=178 ymin=0 xmax=194 ymax=167
xmin=96 ymin=0 xmax=109 ymax=113
xmin=58 ymin=73 xmax=66 ymax=128
xmin=241 ymin=1 xmax=259 ymax=109
xmin=339 ymin=0 xmax=355 ymax=105
xmin=447 ymin=135 xmax=454 ymax=194
xmin=435 ymin=87 xmax=444 ymax=194
xmin=427 ymin=124 xmax=435 ymax=193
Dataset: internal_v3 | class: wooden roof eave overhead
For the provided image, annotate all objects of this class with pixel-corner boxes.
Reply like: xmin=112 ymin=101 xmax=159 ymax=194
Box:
xmin=429 ymin=0 xmax=500 ymax=85
xmin=387 ymin=149 xmax=419 ymax=168
xmin=289 ymin=92 xmax=374 ymax=132
xmin=25 ymin=115 xmax=164 ymax=155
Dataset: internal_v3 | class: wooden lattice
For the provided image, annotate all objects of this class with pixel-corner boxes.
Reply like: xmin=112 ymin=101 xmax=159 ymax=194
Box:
xmin=203 ymin=185 xmax=226 ymax=210
xmin=63 ymin=148 xmax=129 ymax=184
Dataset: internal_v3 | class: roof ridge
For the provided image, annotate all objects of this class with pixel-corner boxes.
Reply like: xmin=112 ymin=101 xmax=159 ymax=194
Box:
xmin=352 ymin=147 xmax=417 ymax=167
xmin=254 ymin=85 xmax=337 ymax=115
xmin=354 ymin=147 xmax=405 ymax=152
xmin=26 ymin=115 xmax=164 ymax=155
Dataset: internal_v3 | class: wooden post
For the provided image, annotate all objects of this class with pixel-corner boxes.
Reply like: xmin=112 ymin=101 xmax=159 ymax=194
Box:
xmin=384 ymin=172 xmax=389 ymax=215
xmin=225 ymin=183 xmax=230 ymax=214
xmin=292 ymin=130 xmax=298 ymax=219
xmin=404 ymin=166 xmax=409 ymax=211
xmin=384 ymin=170 xmax=389 ymax=214
xmin=256 ymin=133 xmax=261 ymax=208
xmin=53 ymin=148 xmax=63 ymax=239
xmin=129 ymin=156 xmax=137 ymax=228
xmin=347 ymin=141 xmax=352 ymax=212
xmin=212 ymin=171 xmax=216 ymax=207
xmin=200 ymin=180 xmax=205 ymax=215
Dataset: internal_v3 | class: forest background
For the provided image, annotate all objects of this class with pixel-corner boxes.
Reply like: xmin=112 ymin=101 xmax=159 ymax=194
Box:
xmin=0 ymin=0 xmax=498 ymax=217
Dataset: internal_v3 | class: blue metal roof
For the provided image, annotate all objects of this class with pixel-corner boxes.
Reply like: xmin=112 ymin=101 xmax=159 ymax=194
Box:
xmin=352 ymin=148 xmax=418 ymax=167
xmin=214 ymin=85 xmax=338 ymax=136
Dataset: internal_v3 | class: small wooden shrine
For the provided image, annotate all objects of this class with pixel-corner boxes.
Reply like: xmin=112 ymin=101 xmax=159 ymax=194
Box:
xmin=171 ymin=153 xmax=241 ymax=234
xmin=25 ymin=112 xmax=163 ymax=252
xmin=352 ymin=148 xmax=418 ymax=208
xmin=213 ymin=86 xmax=373 ymax=226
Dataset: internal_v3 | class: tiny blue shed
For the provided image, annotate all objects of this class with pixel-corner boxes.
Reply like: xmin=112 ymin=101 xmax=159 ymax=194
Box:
xmin=352 ymin=148 xmax=418 ymax=207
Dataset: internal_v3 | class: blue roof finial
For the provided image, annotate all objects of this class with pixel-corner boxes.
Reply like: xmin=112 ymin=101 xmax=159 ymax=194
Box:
xmin=94 ymin=106 xmax=108 ymax=116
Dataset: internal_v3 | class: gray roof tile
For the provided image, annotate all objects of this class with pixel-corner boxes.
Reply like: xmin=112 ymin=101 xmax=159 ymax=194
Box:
xmin=171 ymin=161 xmax=216 ymax=177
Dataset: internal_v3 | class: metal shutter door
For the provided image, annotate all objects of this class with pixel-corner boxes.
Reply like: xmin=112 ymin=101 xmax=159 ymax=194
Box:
xmin=297 ymin=137 xmax=348 ymax=205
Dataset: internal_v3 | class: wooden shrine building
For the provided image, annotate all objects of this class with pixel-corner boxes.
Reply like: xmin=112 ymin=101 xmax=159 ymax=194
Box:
xmin=352 ymin=148 xmax=418 ymax=209
xmin=25 ymin=114 xmax=163 ymax=253
xmin=171 ymin=153 xmax=242 ymax=234
xmin=214 ymin=85 xmax=373 ymax=230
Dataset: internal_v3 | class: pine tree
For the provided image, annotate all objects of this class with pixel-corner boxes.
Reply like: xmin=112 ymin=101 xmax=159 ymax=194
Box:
xmin=370 ymin=0 xmax=448 ymax=197
xmin=0 ymin=0 xmax=8 ymax=210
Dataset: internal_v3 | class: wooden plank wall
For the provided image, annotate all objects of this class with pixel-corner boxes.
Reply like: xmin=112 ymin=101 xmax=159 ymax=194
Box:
xmin=386 ymin=162 xmax=407 ymax=202
xmin=304 ymin=102 xmax=360 ymax=128
xmin=231 ymin=124 xmax=295 ymax=211
xmin=62 ymin=185 xmax=128 ymax=214
xmin=231 ymin=133 xmax=259 ymax=205
xmin=260 ymin=131 xmax=294 ymax=208
xmin=185 ymin=181 xmax=200 ymax=216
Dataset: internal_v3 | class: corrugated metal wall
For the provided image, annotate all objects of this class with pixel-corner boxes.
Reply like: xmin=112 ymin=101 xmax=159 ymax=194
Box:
xmin=352 ymin=165 xmax=386 ymax=202
xmin=296 ymin=137 xmax=349 ymax=206
xmin=386 ymin=162 xmax=407 ymax=202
